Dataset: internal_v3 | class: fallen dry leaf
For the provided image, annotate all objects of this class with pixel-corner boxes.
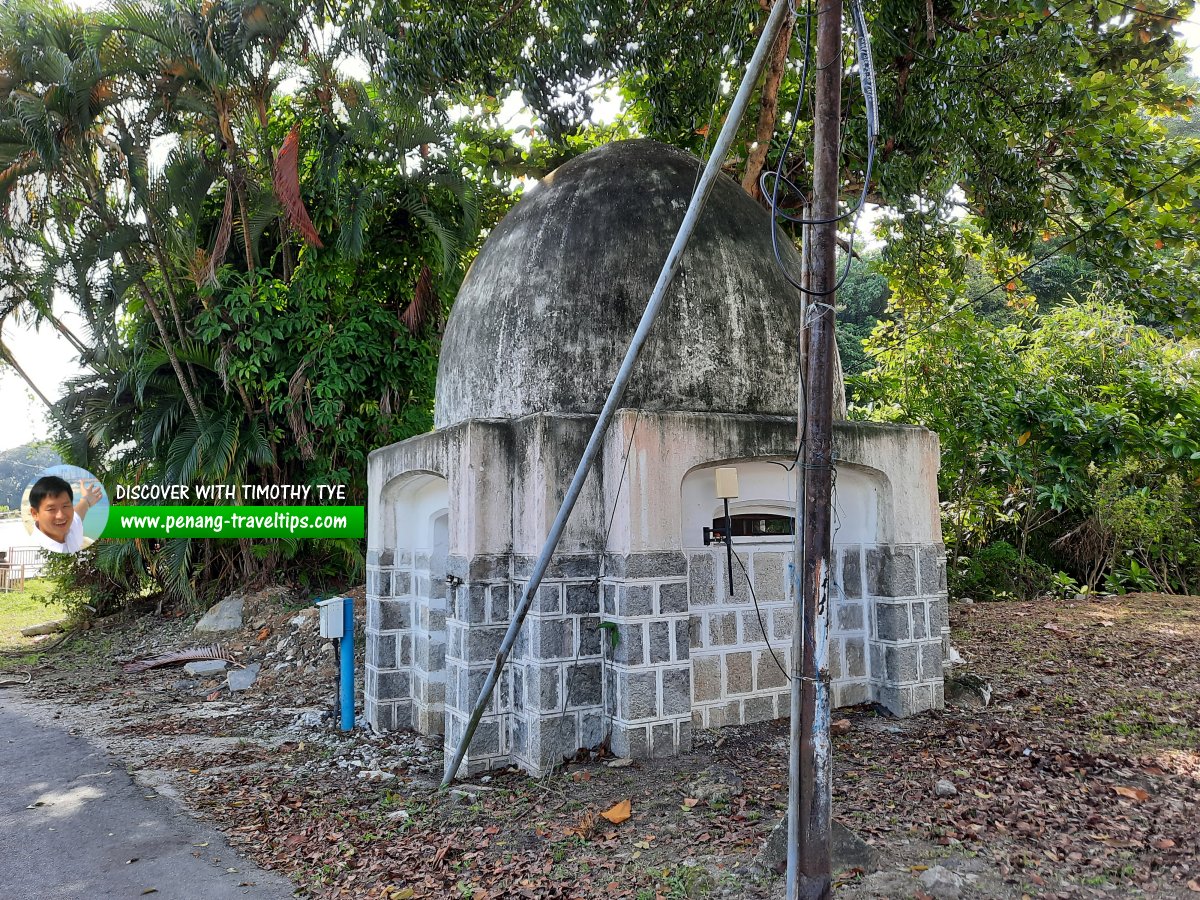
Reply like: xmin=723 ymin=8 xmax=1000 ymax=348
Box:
xmin=600 ymin=799 xmax=631 ymax=825
xmin=1112 ymin=785 xmax=1150 ymax=802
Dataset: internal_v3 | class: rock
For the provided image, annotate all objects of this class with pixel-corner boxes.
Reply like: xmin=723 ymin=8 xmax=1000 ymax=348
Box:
xmin=195 ymin=595 xmax=245 ymax=633
xmin=20 ymin=619 xmax=66 ymax=637
xmin=226 ymin=663 xmax=260 ymax=692
xmin=945 ymin=672 xmax=991 ymax=708
xmin=449 ymin=784 xmax=492 ymax=804
xmin=183 ymin=660 xmax=229 ymax=676
xmin=934 ymin=779 xmax=958 ymax=798
xmin=687 ymin=766 xmax=745 ymax=804
xmin=172 ymin=679 xmax=199 ymax=691
xmin=754 ymin=816 xmax=879 ymax=875
xmin=357 ymin=769 xmax=395 ymax=782
xmin=831 ymin=718 xmax=852 ymax=735
xmin=297 ymin=711 xmax=324 ymax=728
xmin=605 ymin=757 xmax=634 ymax=768
xmin=919 ymin=865 xmax=968 ymax=899
xmin=386 ymin=810 xmax=410 ymax=821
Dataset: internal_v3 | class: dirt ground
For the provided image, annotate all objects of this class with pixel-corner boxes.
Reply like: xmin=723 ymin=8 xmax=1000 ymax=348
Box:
xmin=2 ymin=591 xmax=1197 ymax=899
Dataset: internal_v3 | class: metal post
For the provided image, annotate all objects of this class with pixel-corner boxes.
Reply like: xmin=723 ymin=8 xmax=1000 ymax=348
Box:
xmin=723 ymin=498 xmax=735 ymax=599
xmin=441 ymin=0 xmax=796 ymax=787
xmin=340 ymin=596 xmax=354 ymax=731
xmin=791 ymin=0 xmax=842 ymax=896
xmin=786 ymin=206 xmax=812 ymax=899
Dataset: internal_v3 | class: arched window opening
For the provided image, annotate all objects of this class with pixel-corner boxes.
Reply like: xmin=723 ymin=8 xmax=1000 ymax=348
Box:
xmin=705 ymin=512 xmax=795 ymax=543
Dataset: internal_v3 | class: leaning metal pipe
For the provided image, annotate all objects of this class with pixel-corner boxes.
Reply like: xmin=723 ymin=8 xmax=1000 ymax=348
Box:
xmin=441 ymin=0 xmax=795 ymax=787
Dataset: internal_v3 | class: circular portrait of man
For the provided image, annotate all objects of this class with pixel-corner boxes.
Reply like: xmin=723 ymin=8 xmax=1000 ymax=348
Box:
xmin=21 ymin=465 xmax=110 ymax=555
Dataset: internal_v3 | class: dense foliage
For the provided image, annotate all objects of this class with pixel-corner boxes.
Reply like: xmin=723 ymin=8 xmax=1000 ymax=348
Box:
xmin=0 ymin=0 xmax=492 ymax=607
xmin=852 ymin=288 xmax=1200 ymax=597
xmin=369 ymin=0 xmax=1200 ymax=326
xmin=3 ymin=0 xmax=1199 ymax=608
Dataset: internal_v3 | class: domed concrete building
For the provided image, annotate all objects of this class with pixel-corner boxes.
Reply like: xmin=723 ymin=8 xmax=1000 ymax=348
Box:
xmin=365 ymin=140 xmax=948 ymax=776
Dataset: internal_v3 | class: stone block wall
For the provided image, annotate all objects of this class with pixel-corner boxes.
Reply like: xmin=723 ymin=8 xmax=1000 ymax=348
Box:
xmin=365 ymin=548 xmax=413 ymax=731
xmin=441 ymin=554 xmax=512 ymax=776
xmin=411 ymin=547 xmax=448 ymax=735
xmin=600 ymin=552 xmax=693 ymax=760
xmin=685 ymin=541 xmax=946 ymax=724
xmin=366 ymin=413 xmax=946 ymax=774
xmin=509 ymin=553 xmax=607 ymax=775
xmin=866 ymin=543 xmax=949 ymax=716
xmin=687 ymin=545 xmax=796 ymax=728
xmin=829 ymin=544 xmax=873 ymax=708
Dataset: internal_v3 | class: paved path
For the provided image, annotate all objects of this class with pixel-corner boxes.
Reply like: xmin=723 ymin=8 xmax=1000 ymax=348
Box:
xmin=0 ymin=696 xmax=296 ymax=900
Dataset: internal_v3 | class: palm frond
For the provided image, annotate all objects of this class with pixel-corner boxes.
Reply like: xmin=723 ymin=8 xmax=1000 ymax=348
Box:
xmin=272 ymin=123 xmax=322 ymax=247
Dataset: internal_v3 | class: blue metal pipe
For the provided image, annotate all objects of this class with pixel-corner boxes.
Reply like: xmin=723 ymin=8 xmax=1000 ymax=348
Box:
xmin=340 ymin=596 xmax=354 ymax=731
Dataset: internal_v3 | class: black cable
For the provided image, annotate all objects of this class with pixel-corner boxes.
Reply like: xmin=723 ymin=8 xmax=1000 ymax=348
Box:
xmin=730 ymin=538 xmax=792 ymax=682
xmin=766 ymin=0 xmax=1103 ymax=299
xmin=763 ymin=0 xmax=877 ymax=297
xmin=1104 ymin=0 xmax=1191 ymax=24
xmin=601 ymin=408 xmax=641 ymax=551
xmin=864 ymin=153 xmax=1200 ymax=362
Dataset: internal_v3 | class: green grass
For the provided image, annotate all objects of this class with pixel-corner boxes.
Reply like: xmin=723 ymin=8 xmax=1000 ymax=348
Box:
xmin=0 ymin=579 xmax=66 ymax=651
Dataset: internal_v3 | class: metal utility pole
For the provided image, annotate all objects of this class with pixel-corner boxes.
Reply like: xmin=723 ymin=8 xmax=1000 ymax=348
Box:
xmin=787 ymin=0 xmax=842 ymax=897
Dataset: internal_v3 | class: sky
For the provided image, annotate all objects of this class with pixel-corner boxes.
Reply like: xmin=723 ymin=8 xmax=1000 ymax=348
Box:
xmin=3 ymin=11 xmax=1200 ymax=453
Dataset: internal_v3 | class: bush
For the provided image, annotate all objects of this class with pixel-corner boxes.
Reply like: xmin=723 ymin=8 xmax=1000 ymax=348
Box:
xmin=1094 ymin=462 xmax=1200 ymax=594
xmin=853 ymin=292 xmax=1200 ymax=594
xmin=40 ymin=542 xmax=154 ymax=623
xmin=949 ymin=540 xmax=1052 ymax=601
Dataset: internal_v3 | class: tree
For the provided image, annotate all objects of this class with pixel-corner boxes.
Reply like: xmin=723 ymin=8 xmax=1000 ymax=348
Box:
xmin=361 ymin=0 xmax=1200 ymax=328
xmin=0 ymin=0 xmax=491 ymax=607
xmin=851 ymin=284 xmax=1200 ymax=593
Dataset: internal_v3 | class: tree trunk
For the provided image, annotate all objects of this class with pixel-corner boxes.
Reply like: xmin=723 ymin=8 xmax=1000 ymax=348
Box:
xmin=0 ymin=339 xmax=55 ymax=411
xmin=741 ymin=12 xmax=796 ymax=202
xmin=133 ymin=279 xmax=203 ymax=422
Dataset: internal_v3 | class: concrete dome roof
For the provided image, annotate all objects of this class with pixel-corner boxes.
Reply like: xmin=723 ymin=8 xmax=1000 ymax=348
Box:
xmin=434 ymin=139 xmax=804 ymax=428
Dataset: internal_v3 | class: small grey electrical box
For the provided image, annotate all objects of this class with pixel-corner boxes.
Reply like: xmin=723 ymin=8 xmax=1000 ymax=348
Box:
xmin=317 ymin=598 xmax=344 ymax=639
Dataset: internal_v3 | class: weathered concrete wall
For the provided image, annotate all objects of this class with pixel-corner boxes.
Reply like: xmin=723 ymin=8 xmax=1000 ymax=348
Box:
xmin=365 ymin=433 xmax=448 ymax=734
xmin=365 ymin=410 xmax=947 ymax=775
xmin=597 ymin=411 xmax=945 ymax=752
xmin=434 ymin=140 xmax=806 ymax=428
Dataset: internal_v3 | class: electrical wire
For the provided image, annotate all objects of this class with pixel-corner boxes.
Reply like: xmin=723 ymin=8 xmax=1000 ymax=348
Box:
xmin=1103 ymin=0 xmax=1191 ymax=24
xmin=730 ymin=538 xmax=792 ymax=682
xmin=766 ymin=0 xmax=1103 ymax=300
xmin=864 ymin=153 xmax=1200 ymax=362
xmin=762 ymin=0 xmax=878 ymax=297
xmin=601 ymin=408 xmax=642 ymax=554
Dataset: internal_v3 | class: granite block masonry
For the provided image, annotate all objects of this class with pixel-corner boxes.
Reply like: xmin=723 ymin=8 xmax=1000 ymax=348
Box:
xmin=364 ymin=140 xmax=947 ymax=777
